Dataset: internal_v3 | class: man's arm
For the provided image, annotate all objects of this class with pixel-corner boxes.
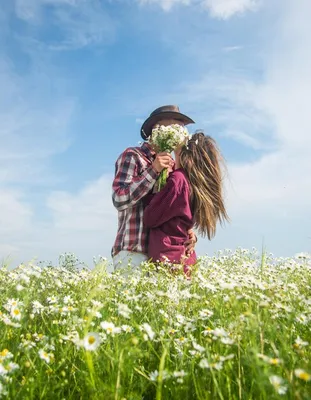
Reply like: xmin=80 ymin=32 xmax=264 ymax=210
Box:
xmin=112 ymin=150 xmax=158 ymax=211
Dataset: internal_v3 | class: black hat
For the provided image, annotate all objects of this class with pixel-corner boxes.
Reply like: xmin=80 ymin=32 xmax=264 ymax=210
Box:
xmin=140 ymin=105 xmax=195 ymax=140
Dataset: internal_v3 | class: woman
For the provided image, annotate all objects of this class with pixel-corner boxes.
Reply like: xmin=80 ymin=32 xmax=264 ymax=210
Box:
xmin=143 ymin=131 xmax=229 ymax=275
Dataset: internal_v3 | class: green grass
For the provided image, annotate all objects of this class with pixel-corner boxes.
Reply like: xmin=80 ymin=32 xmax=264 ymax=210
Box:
xmin=0 ymin=248 xmax=310 ymax=399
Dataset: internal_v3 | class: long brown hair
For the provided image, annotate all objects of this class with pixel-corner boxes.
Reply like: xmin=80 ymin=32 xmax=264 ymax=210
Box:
xmin=180 ymin=131 xmax=229 ymax=239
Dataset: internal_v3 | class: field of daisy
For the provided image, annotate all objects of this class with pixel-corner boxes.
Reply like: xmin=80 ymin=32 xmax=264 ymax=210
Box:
xmin=0 ymin=249 xmax=310 ymax=400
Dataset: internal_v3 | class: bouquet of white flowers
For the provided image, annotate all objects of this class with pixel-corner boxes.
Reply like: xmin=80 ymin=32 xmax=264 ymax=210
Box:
xmin=149 ymin=124 xmax=190 ymax=191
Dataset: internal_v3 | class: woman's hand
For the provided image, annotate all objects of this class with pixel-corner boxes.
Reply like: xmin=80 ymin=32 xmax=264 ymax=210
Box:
xmin=184 ymin=229 xmax=197 ymax=255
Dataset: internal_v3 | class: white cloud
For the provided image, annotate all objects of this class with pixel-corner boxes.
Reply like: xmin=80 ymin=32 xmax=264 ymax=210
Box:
xmin=138 ymin=0 xmax=259 ymax=18
xmin=0 ymin=7 xmax=77 ymax=263
xmin=1 ymin=175 xmax=117 ymax=267
xmin=31 ymin=175 xmax=117 ymax=267
xmin=223 ymin=130 xmax=267 ymax=150
xmin=179 ymin=74 xmax=277 ymax=151
xmin=202 ymin=0 xmax=259 ymax=19
xmin=0 ymin=188 xmax=34 ymax=261
xmin=223 ymin=45 xmax=243 ymax=52
xmin=0 ymin=59 xmax=74 ymax=185
xmin=47 ymin=175 xmax=116 ymax=231
xmin=187 ymin=0 xmax=311 ymax=254
xmin=138 ymin=0 xmax=191 ymax=12
xmin=14 ymin=0 xmax=115 ymax=49
xmin=0 ymin=190 xmax=32 ymax=233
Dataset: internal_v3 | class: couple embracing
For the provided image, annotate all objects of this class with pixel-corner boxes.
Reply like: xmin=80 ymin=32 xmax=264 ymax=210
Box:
xmin=111 ymin=105 xmax=228 ymax=276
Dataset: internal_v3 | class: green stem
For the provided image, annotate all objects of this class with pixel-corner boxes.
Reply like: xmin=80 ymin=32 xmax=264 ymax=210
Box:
xmin=156 ymin=346 xmax=168 ymax=400
xmin=158 ymin=168 xmax=168 ymax=191
xmin=115 ymin=349 xmax=124 ymax=400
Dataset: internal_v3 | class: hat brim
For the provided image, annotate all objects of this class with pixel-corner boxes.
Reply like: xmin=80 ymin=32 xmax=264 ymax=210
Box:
xmin=140 ymin=111 xmax=195 ymax=140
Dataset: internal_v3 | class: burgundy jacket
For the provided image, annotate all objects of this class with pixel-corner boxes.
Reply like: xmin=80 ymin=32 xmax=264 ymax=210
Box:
xmin=143 ymin=169 xmax=197 ymax=266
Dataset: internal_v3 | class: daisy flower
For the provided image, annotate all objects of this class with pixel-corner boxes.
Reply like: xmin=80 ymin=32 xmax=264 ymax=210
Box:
xmin=141 ymin=323 xmax=155 ymax=341
xmin=294 ymin=369 xmax=311 ymax=382
xmin=83 ymin=333 xmax=101 ymax=351
xmin=269 ymin=375 xmax=287 ymax=395
xmin=100 ymin=321 xmax=121 ymax=335
xmin=38 ymin=349 xmax=51 ymax=364
xmin=10 ymin=307 xmax=22 ymax=321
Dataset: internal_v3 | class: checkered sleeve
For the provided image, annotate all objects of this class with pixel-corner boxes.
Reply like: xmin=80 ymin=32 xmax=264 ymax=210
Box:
xmin=112 ymin=149 xmax=159 ymax=211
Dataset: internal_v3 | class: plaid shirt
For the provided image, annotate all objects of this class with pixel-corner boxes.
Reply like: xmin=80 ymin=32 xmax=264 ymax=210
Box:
xmin=111 ymin=142 xmax=159 ymax=257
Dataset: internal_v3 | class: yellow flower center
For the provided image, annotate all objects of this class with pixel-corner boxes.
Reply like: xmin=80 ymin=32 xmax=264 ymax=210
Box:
xmin=0 ymin=349 xmax=9 ymax=357
xmin=298 ymin=372 xmax=311 ymax=381
xmin=88 ymin=336 xmax=96 ymax=345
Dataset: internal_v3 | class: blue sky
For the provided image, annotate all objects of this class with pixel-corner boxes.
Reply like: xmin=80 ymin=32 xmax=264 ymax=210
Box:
xmin=1 ymin=0 xmax=310 ymax=266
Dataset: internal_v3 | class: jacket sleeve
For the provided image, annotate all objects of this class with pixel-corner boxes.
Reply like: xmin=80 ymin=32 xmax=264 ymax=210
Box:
xmin=112 ymin=150 xmax=159 ymax=211
xmin=143 ymin=175 xmax=188 ymax=228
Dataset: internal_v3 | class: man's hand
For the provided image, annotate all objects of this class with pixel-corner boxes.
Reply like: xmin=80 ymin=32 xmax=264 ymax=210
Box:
xmin=152 ymin=152 xmax=174 ymax=173
xmin=184 ymin=229 xmax=197 ymax=255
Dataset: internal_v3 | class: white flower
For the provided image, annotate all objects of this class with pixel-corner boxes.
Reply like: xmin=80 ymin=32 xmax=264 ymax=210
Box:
xmin=32 ymin=301 xmax=45 ymax=314
xmin=199 ymin=358 xmax=210 ymax=369
xmin=100 ymin=321 xmax=121 ymax=335
xmin=213 ymin=362 xmax=224 ymax=371
xmin=192 ymin=341 xmax=205 ymax=353
xmin=0 ymin=364 xmax=8 ymax=376
xmin=10 ymin=307 xmax=22 ymax=321
xmin=47 ymin=296 xmax=58 ymax=304
xmin=149 ymin=370 xmax=159 ymax=381
xmin=175 ymin=336 xmax=188 ymax=344
xmin=219 ymin=282 xmax=236 ymax=290
xmin=0 ymin=349 xmax=13 ymax=362
xmin=150 ymin=124 xmax=190 ymax=153
xmin=38 ymin=349 xmax=51 ymax=364
xmin=121 ymin=325 xmax=133 ymax=333
xmin=198 ymin=309 xmax=214 ymax=320
xmin=221 ymin=337 xmax=235 ymax=345
xmin=173 ymin=370 xmax=187 ymax=378
xmin=20 ymin=274 xmax=30 ymax=284
xmin=296 ymin=314 xmax=309 ymax=325
xmin=4 ymin=362 xmax=19 ymax=373
xmin=83 ymin=333 xmax=101 ymax=351
xmin=141 ymin=323 xmax=155 ymax=340
xmin=294 ymin=336 xmax=309 ymax=347
xmin=219 ymin=354 xmax=235 ymax=362
xmin=257 ymin=354 xmax=283 ymax=365
xmin=149 ymin=369 xmax=169 ymax=381
xmin=0 ymin=381 xmax=8 ymax=397
xmin=63 ymin=295 xmax=74 ymax=305
xmin=4 ymin=298 xmax=22 ymax=312
xmin=294 ymin=369 xmax=311 ymax=382
xmin=269 ymin=375 xmax=287 ymax=395
xmin=118 ymin=303 xmax=132 ymax=319
xmin=199 ymin=358 xmax=223 ymax=370
xmin=295 ymin=252 xmax=310 ymax=259
xmin=211 ymin=328 xmax=228 ymax=338
xmin=91 ymin=300 xmax=103 ymax=309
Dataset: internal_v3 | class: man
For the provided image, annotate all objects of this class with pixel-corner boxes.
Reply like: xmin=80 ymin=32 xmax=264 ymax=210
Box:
xmin=111 ymin=105 xmax=197 ymax=271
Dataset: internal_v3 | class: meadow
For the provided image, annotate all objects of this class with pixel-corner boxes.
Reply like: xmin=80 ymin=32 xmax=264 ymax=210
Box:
xmin=0 ymin=249 xmax=310 ymax=400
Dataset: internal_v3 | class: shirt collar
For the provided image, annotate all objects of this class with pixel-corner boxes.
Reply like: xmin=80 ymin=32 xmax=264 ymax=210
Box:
xmin=141 ymin=142 xmax=156 ymax=159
